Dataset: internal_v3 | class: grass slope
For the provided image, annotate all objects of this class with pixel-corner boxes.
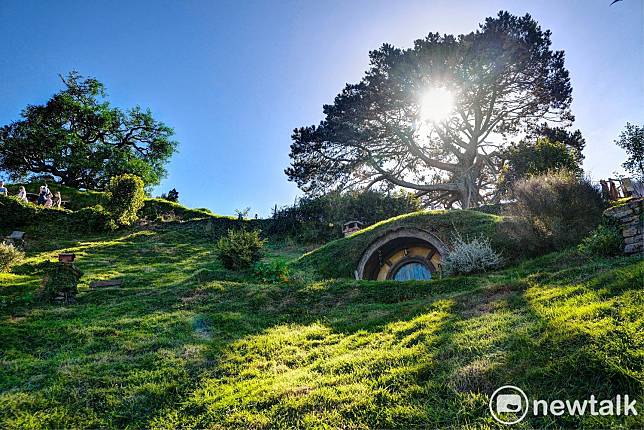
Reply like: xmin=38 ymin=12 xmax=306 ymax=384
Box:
xmin=3 ymin=181 xmax=247 ymax=222
xmin=6 ymin=183 xmax=106 ymax=211
xmin=0 ymin=223 xmax=642 ymax=429
xmin=292 ymin=209 xmax=514 ymax=279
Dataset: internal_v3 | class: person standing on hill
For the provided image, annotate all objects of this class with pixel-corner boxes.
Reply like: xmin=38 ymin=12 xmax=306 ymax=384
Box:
xmin=52 ymin=191 xmax=62 ymax=208
xmin=17 ymin=186 xmax=28 ymax=202
xmin=0 ymin=181 xmax=7 ymax=196
xmin=37 ymin=185 xmax=47 ymax=204
xmin=44 ymin=192 xmax=53 ymax=208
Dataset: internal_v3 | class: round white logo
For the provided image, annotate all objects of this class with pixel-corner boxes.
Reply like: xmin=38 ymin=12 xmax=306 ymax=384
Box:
xmin=489 ymin=385 xmax=529 ymax=425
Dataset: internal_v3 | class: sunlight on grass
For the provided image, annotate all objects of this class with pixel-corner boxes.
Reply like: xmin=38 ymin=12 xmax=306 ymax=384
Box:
xmin=1 ymin=223 xmax=642 ymax=428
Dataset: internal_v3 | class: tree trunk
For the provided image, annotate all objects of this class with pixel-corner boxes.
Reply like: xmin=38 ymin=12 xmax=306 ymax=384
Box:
xmin=460 ymin=168 xmax=479 ymax=209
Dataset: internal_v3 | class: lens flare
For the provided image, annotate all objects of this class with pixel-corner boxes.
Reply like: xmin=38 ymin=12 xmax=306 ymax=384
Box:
xmin=419 ymin=87 xmax=455 ymax=123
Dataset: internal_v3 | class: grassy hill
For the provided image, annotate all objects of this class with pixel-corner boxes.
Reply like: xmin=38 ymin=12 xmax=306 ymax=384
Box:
xmin=6 ymin=183 xmax=106 ymax=211
xmin=0 ymin=218 xmax=642 ymax=428
xmin=3 ymin=182 xmax=240 ymax=222
xmin=292 ymin=209 xmax=517 ymax=279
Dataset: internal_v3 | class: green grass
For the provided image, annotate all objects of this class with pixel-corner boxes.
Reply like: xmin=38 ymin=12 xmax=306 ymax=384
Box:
xmin=3 ymin=181 xmax=263 ymax=223
xmin=6 ymin=183 xmax=107 ymax=211
xmin=140 ymin=198 xmax=237 ymax=221
xmin=0 ymin=220 xmax=642 ymax=429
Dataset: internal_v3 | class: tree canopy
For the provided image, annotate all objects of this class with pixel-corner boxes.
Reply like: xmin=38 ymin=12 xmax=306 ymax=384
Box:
xmin=0 ymin=72 xmax=177 ymax=189
xmin=615 ymin=123 xmax=643 ymax=181
xmin=286 ymin=11 xmax=574 ymax=208
xmin=498 ymin=136 xmax=583 ymax=194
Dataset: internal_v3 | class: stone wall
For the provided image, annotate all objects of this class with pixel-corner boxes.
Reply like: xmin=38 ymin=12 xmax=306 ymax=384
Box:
xmin=603 ymin=198 xmax=643 ymax=255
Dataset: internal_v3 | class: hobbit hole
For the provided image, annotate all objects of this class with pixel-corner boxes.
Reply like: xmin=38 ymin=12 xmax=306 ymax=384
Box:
xmin=355 ymin=228 xmax=448 ymax=281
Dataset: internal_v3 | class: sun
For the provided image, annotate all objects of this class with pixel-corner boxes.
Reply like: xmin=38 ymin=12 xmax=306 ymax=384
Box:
xmin=419 ymin=87 xmax=455 ymax=123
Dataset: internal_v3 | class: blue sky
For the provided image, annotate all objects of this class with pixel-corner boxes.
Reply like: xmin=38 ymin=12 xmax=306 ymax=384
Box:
xmin=1 ymin=0 xmax=642 ymax=216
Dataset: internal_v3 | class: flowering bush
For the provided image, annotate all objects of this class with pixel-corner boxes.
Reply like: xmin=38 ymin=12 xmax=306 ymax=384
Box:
xmin=442 ymin=236 xmax=503 ymax=276
xmin=0 ymin=242 xmax=25 ymax=273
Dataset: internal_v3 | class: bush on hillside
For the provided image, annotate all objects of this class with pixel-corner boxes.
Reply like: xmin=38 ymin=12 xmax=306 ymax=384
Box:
xmin=498 ymin=137 xmax=583 ymax=194
xmin=0 ymin=196 xmax=39 ymax=227
xmin=0 ymin=195 xmax=112 ymax=233
xmin=39 ymin=262 xmax=83 ymax=304
xmin=442 ymin=236 xmax=503 ymax=276
xmin=216 ymin=229 xmax=266 ymax=270
xmin=253 ymin=259 xmax=289 ymax=283
xmin=578 ymin=224 xmax=623 ymax=256
xmin=107 ymin=174 xmax=145 ymax=226
xmin=0 ymin=242 xmax=25 ymax=273
xmin=72 ymin=205 xmax=117 ymax=232
xmin=141 ymin=198 xmax=218 ymax=222
xmin=161 ymin=188 xmax=179 ymax=202
xmin=503 ymin=171 xmax=603 ymax=254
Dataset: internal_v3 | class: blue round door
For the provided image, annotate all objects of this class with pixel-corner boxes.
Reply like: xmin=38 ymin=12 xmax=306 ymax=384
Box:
xmin=392 ymin=261 xmax=432 ymax=281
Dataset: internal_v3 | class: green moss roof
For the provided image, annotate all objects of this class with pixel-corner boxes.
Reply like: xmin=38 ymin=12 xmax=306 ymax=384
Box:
xmin=291 ymin=209 xmax=512 ymax=279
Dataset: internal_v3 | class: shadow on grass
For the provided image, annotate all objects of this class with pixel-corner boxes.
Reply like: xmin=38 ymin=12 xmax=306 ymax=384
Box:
xmin=1 ymin=229 xmax=641 ymax=429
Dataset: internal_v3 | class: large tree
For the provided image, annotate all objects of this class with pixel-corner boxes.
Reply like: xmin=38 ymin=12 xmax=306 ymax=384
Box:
xmin=286 ymin=12 xmax=574 ymax=208
xmin=0 ymin=72 xmax=177 ymax=189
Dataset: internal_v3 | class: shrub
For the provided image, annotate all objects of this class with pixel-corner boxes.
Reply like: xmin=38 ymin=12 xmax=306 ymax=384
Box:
xmin=70 ymin=205 xmax=116 ymax=232
xmin=216 ymin=229 xmax=266 ymax=270
xmin=107 ymin=174 xmax=145 ymax=226
xmin=503 ymin=171 xmax=603 ymax=254
xmin=442 ymin=235 xmax=503 ymax=276
xmin=0 ymin=196 xmax=74 ymax=229
xmin=0 ymin=196 xmax=115 ymax=233
xmin=0 ymin=242 xmax=25 ymax=273
xmin=253 ymin=259 xmax=289 ymax=283
xmin=578 ymin=224 xmax=623 ymax=256
xmin=160 ymin=188 xmax=179 ymax=202
xmin=39 ymin=262 xmax=83 ymax=303
xmin=0 ymin=196 xmax=38 ymax=227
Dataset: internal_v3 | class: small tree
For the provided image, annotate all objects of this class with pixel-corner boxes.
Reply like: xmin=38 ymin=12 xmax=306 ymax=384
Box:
xmin=107 ymin=174 xmax=145 ymax=226
xmin=615 ymin=123 xmax=644 ymax=180
xmin=235 ymin=207 xmax=251 ymax=220
xmin=499 ymin=137 xmax=583 ymax=194
xmin=165 ymin=188 xmax=179 ymax=202
xmin=216 ymin=229 xmax=266 ymax=270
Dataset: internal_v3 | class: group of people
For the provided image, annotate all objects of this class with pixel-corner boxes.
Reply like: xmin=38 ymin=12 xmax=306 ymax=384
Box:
xmin=0 ymin=181 xmax=63 ymax=208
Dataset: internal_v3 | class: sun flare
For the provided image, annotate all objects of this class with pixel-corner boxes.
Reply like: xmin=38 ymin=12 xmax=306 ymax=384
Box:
xmin=419 ymin=87 xmax=455 ymax=123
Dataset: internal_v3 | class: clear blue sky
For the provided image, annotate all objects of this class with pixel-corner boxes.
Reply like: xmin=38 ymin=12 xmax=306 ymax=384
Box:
xmin=1 ymin=0 xmax=642 ymax=216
